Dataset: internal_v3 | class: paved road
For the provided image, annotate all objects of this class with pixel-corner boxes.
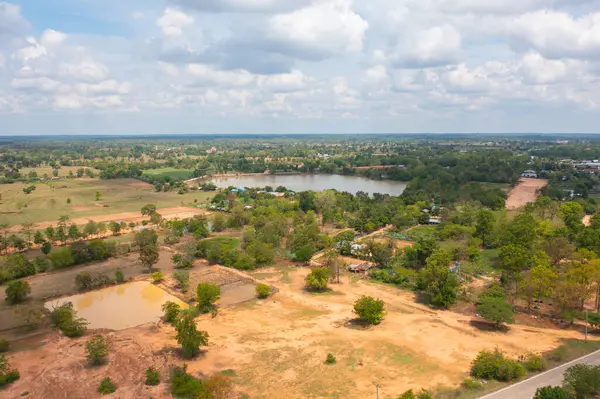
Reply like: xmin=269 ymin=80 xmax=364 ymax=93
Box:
xmin=479 ymin=349 xmax=600 ymax=399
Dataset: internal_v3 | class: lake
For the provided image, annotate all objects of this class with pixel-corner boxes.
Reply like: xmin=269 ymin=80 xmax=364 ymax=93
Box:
xmin=210 ymin=174 xmax=408 ymax=195
xmin=44 ymin=281 xmax=188 ymax=330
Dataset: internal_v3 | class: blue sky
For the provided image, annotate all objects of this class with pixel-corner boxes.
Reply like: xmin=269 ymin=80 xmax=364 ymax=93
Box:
xmin=1 ymin=0 xmax=600 ymax=134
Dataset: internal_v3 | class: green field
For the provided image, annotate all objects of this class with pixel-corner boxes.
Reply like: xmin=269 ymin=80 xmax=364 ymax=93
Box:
xmin=19 ymin=166 xmax=101 ymax=178
xmin=0 ymin=178 xmax=213 ymax=226
xmin=143 ymin=168 xmax=194 ymax=180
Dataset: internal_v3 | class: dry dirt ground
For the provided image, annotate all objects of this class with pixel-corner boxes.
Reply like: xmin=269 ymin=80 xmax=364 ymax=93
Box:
xmin=3 ymin=267 xmax=595 ymax=399
xmin=506 ymin=178 xmax=549 ymax=210
xmin=7 ymin=206 xmax=206 ymax=232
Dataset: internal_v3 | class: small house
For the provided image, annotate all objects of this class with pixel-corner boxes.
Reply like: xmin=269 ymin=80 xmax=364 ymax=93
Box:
xmin=521 ymin=170 xmax=538 ymax=178
xmin=347 ymin=262 xmax=375 ymax=273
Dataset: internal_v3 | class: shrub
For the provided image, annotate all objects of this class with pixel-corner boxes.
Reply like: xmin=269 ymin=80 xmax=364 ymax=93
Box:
xmin=174 ymin=271 xmax=190 ymax=292
xmin=176 ymin=312 xmax=209 ymax=359
xmin=197 ymin=282 xmax=220 ymax=313
xmin=533 ymin=386 xmax=570 ymax=399
xmin=521 ymin=353 xmax=547 ymax=372
xmin=563 ymin=364 xmax=600 ymax=398
xmin=304 ymin=268 xmax=329 ymax=291
xmin=50 ymin=302 xmax=88 ymax=338
xmin=145 ymin=367 xmax=160 ymax=386
xmin=86 ymin=335 xmax=109 ymax=366
xmin=162 ymin=301 xmax=181 ymax=325
xmin=589 ymin=312 xmax=600 ymax=330
xmin=115 ymin=269 xmax=125 ymax=283
xmin=397 ymin=390 xmax=433 ymax=399
xmin=255 ymin=283 xmax=271 ymax=299
xmin=461 ymin=378 xmax=483 ymax=390
xmin=324 ymin=353 xmax=336 ymax=365
xmin=151 ymin=271 xmax=165 ymax=283
xmin=0 ymin=355 xmax=20 ymax=388
xmin=353 ymin=296 xmax=385 ymax=325
xmin=75 ymin=271 xmax=94 ymax=290
xmin=0 ymin=339 xmax=9 ymax=353
xmin=5 ymin=280 xmax=31 ymax=304
xmin=98 ymin=377 xmax=116 ymax=394
xmin=470 ymin=348 xmax=524 ymax=382
xmin=170 ymin=365 xmax=211 ymax=399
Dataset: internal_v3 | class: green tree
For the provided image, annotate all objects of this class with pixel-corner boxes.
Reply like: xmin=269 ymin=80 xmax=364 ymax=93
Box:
xmin=68 ymin=224 xmax=81 ymax=241
xmin=176 ymin=312 xmax=209 ymax=359
xmin=95 ymin=191 xmax=102 ymax=201
xmin=98 ymin=377 xmax=116 ymax=394
xmin=305 ymin=267 xmax=329 ymax=291
xmin=134 ymin=229 xmax=159 ymax=272
xmin=298 ymin=191 xmax=317 ymax=212
xmin=145 ymin=367 xmax=160 ymax=386
xmin=476 ymin=297 xmax=515 ymax=328
xmin=141 ymin=204 xmax=157 ymax=216
xmin=533 ymin=386 xmax=570 ymax=399
xmin=197 ymin=282 xmax=221 ymax=313
xmin=475 ymin=209 xmax=495 ymax=247
xmin=353 ymin=295 xmax=385 ymax=325
xmin=33 ymin=230 xmax=45 ymax=245
xmin=162 ymin=301 xmax=182 ymax=325
xmin=108 ymin=221 xmax=121 ymax=235
xmin=85 ymin=335 xmax=109 ymax=365
xmin=41 ymin=241 xmax=52 ymax=255
xmin=418 ymin=249 xmax=460 ymax=307
xmin=5 ymin=280 xmax=31 ymax=304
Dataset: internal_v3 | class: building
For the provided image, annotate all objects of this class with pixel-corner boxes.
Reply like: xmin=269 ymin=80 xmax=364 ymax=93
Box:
xmin=347 ymin=262 xmax=375 ymax=273
xmin=521 ymin=170 xmax=538 ymax=178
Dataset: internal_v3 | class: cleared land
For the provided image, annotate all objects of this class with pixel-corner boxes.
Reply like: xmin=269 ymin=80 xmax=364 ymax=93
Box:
xmin=143 ymin=168 xmax=194 ymax=180
xmin=0 ymin=178 xmax=212 ymax=226
xmin=3 ymin=266 xmax=595 ymax=399
xmin=506 ymin=178 xmax=549 ymax=210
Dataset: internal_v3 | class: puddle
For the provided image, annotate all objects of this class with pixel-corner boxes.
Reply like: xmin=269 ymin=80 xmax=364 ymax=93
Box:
xmin=44 ymin=281 xmax=188 ymax=330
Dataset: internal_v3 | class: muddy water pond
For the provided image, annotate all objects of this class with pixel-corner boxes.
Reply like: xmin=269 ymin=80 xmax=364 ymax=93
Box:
xmin=44 ymin=281 xmax=188 ymax=330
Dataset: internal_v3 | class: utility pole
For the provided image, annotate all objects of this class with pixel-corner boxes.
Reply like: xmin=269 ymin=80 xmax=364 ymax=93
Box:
xmin=373 ymin=378 xmax=381 ymax=399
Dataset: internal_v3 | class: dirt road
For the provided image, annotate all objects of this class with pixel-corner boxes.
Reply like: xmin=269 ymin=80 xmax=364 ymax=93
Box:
xmin=506 ymin=178 xmax=549 ymax=210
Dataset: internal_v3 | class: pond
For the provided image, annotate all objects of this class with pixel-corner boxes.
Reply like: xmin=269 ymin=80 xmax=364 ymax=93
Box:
xmin=210 ymin=174 xmax=408 ymax=195
xmin=44 ymin=281 xmax=188 ymax=330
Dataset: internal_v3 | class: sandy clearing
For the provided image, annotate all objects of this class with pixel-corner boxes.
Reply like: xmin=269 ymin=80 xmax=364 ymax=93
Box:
xmin=7 ymin=206 xmax=207 ymax=232
xmin=583 ymin=215 xmax=592 ymax=226
xmin=3 ymin=267 xmax=594 ymax=399
xmin=506 ymin=178 xmax=549 ymax=210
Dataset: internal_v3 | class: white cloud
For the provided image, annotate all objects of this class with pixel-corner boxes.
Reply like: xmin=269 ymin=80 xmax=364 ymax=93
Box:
xmin=257 ymin=70 xmax=307 ymax=92
xmin=157 ymin=8 xmax=194 ymax=37
xmin=172 ymin=0 xmax=309 ymax=13
xmin=0 ymin=2 xmax=28 ymax=38
xmin=267 ymin=0 xmax=369 ymax=57
xmin=510 ymin=11 xmax=600 ymax=59
xmin=12 ymin=37 xmax=47 ymax=62
xmin=40 ymin=29 xmax=67 ymax=46
xmin=58 ymin=60 xmax=110 ymax=81
xmin=396 ymin=25 xmax=462 ymax=68
xmin=364 ymin=65 xmax=388 ymax=84
xmin=187 ymin=64 xmax=255 ymax=86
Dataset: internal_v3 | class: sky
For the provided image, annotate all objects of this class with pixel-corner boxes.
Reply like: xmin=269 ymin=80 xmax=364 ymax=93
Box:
xmin=1 ymin=0 xmax=600 ymax=135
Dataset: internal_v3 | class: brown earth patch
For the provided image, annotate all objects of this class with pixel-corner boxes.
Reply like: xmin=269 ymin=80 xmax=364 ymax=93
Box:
xmin=506 ymin=178 xmax=549 ymax=210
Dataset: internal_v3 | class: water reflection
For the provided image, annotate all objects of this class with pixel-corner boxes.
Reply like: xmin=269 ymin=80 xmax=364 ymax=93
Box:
xmin=44 ymin=281 xmax=188 ymax=330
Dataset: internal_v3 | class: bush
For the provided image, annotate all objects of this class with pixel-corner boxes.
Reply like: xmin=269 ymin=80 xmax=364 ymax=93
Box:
xmin=533 ymin=386 xmax=570 ymax=399
xmin=86 ymin=335 xmax=109 ymax=366
xmin=563 ymin=364 xmax=600 ymax=398
xmin=5 ymin=280 xmax=31 ymax=304
xmin=98 ymin=377 xmax=117 ymax=394
xmin=75 ymin=271 xmax=94 ymax=290
xmin=145 ymin=367 xmax=160 ymax=386
xmin=305 ymin=268 xmax=329 ymax=291
xmin=470 ymin=348 xmax=524 ymax=382
xmin=50 ymin=302 xmax=88 ymax=338
xmin=521 ymin=353 xmax=547 ymax=372
xmin=353 ymin=296 xmax=385 ymax=325
xmin=162 ymin=301 xmax=181 ymax=325
xmin=170 ymin=365 xmax=210 ymax=399
xmin=0 ymin=355 xmax=20 ymax=388
xmin=324 ymin=353 xmax=336 ymax=365
xmin=197 ymin=283 xmax=220 ymax=313
xmin=115 ymin=269 xmax=125 ymax=283
xmin=397 ymin=390 xmax=434 ymax=399
xmin=0 ymin=339 xmax=9 ymax=353
xmin=255 ymin=283 xmax=271 ymax=299
xmin=174 ymin=271 xmax=190 ymax=292
xmin=461 ymin=378 xmax=483 ymax=390
xmin=151 ymin=271 xmax=164 ymax=283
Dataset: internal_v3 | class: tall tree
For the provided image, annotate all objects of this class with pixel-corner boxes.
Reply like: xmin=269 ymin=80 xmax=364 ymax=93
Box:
xmin=176 ymin=312 xmax=209 ymax=359
xmin=475 ymin=209 xmax=495 ymax=247
xmin=418 ymin=249 xmax=460 ymax=308
xmin=134 ymin=229 xmax=159 ymax=272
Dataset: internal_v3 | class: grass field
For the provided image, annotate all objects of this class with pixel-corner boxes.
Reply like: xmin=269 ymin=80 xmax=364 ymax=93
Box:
xmin=0 ymin=178 xmax=213 ymax=226
xmin=143 ymin=168 xmax=194 ymax=180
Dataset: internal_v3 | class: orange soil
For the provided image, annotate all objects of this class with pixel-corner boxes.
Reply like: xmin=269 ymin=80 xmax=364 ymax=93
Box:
xmin=506 ymin=178 xmax=549 ymax=210
xmin=8 ymin=206 xmax=207 ymax=232
xmin=4 ymin=267 xmax=593 ymax=399
xmin=583 ymin=215 xmax=592 ymax=226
